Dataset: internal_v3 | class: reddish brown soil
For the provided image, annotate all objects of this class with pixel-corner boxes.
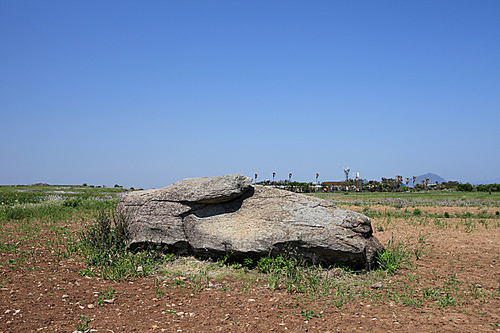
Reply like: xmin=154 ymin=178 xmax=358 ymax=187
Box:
xmin=1 ymin=205 xmax=499 ymax=333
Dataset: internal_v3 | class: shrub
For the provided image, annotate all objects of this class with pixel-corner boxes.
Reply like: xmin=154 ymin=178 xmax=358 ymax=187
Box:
xmin=456 ymin=183 xmax=473 ymax=192
xmin=63 ymin=198 xmax=82 ymax=208
xmin=77 ymin=210 xmax=129 ymax=267
xmin=75 ymin=210 xmax=168 ymax=280
xmin=413 ymin=208 xmax=422 ymax=216
xmin=475 ymin=183 xmax=500 ymax=192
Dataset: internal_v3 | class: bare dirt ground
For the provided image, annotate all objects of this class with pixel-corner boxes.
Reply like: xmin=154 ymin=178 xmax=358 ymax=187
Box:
xmin=1 ymin=204 xmax=500 ymax=333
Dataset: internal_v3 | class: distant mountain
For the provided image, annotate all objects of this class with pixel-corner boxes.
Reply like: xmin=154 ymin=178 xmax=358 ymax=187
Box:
xmin=413 ymin=173 xmax=446 ymax=186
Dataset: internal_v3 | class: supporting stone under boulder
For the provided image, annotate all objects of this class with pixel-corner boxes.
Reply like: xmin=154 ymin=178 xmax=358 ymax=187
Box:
xmin=116 ymin=174 xmax=384 ymax=270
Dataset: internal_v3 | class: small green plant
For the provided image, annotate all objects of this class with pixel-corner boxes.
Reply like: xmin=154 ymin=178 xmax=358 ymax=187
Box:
xmin=76 ymin=314 xmax=91 ymax=332
xmin=413 ymin=208 xmax=422 ymax=216
xmin=439 ymin=293 xmax=456 ymax=307
xmin=239 ymin=282 xmax=250 ymax=293
xmin=468 ymin=284 xmax=482 ymax=299
xmin=401 ymin=296 xmax=421 ymax=307
xmin=77 ymin=267 xmax=95 ymax=277
xmin=174 ymin=279 xmax=185 ymax=286
xmin=243 ymin=257 xmax=254 ymax=269
xmin=443 ymin=275 xmax=461 ymax=286
xmin=300 ymin=309 xmax=322 ymax=320
xmin=216 ymin=251 xmax=233 ymax=267
xmin=423 ymin=287 xmax=439 ymax=300
xmin=98 ymin=287 xmax=116 ymax=306
xmin=155 ymin=278 xmax=163 ymax=297
xmin=257 ymin=256 xmax=274 ymax=273
xmin=195 ymin=266 xmax=211 ymax=290
xmin=406 ymin=272 xmax=418 ymax=281
xmin=444 ymin=212 xmax=450 ymax=218
xmin=333 ymin=261 xmax=352 ymax=272
xmin=414 ymin=248 xmax=425 ymax=260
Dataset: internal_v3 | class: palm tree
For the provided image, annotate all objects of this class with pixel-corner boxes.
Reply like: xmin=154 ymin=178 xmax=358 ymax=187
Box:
xmin=272 ymin=172 xmax=276 ymax=186
xmin=406 ymin=177 xmax=410 ymax=187
xmin=412 ymin=176 xmax=417 ymax=188
xmin=425 ymin=178 xmax=429 ymax=187
xmin=254 ymin=174 xmax=258 ymax=184
xmin=289 ymin=173 xmax=292 ymax=183
xmin=316 ymin=173 xmax=319 ymax=184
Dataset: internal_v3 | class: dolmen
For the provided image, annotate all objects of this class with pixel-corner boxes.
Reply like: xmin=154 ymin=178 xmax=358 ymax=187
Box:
xmin=116 ymin=174 xmax=383 ymax=270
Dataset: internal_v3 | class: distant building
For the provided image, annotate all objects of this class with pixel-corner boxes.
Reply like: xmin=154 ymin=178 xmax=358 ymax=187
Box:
xmin=323 ymin=181 xmax=346 ymax=192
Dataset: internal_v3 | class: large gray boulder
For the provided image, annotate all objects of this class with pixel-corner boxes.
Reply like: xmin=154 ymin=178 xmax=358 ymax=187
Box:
xmin=116 ymin=174 xmax=383 ymax=270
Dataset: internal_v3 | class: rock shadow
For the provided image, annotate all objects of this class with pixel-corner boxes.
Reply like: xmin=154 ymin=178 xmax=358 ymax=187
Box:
xmin=187 ymin=186 xmax=255 ymax=218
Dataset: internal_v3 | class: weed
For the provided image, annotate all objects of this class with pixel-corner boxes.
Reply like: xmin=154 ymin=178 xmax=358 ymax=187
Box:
xmin=300 ymin=309 xmax=322 ymax=320
xmin=468 ymin=284 xmax=482 ymax=299
xmin=439 ymin=294 xmax=456 ymax=307
xmin=174 ymin=279 xmax=185 ymax=286
xmin=401 ymin=296 xmax=421 ymax=307
xmin=193 ymin=266 xmax=211 ymax=290
xmin=98 ymin=287 xmax=116 ymax=306
xmin=257 ymin=256 xmax=274 ymax=273
xmin=74 ymin=210 xmax=167 ymax=280
xmin=417 ymin=232 xmax=429 ymax=244
xmin=155 ymin=278 xmax=163 ymax=298
xmin=216 ymin=251 xmax=233 ymax=267
xmin=443 ymin=275 xmax=461 ymax=286
xmin=0 ymin=243 xmax=17 ymax=252
xmin=75 ymin=315 xmax=91 ymax=332
xmin=376 ymin=237 xmax=411 ymax=275
xmin=239 ymin=282 xmax=250 ymax=293
xmin=243 ymin=257 xmax=254 ymax=269
xmin=414 ymin=247 xmax=426 ymax=260
xmin=463 ymin=218 xmax=475 ymax=233
xmin=333 ymin=261 xmax=352 ymax=273
xmin=406 ymin=272 xmax=418 ymax=281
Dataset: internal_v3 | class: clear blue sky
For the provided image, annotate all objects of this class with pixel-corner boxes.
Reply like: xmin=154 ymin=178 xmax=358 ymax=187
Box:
xmin=1 ymin=1 xmax=499 ymax=189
